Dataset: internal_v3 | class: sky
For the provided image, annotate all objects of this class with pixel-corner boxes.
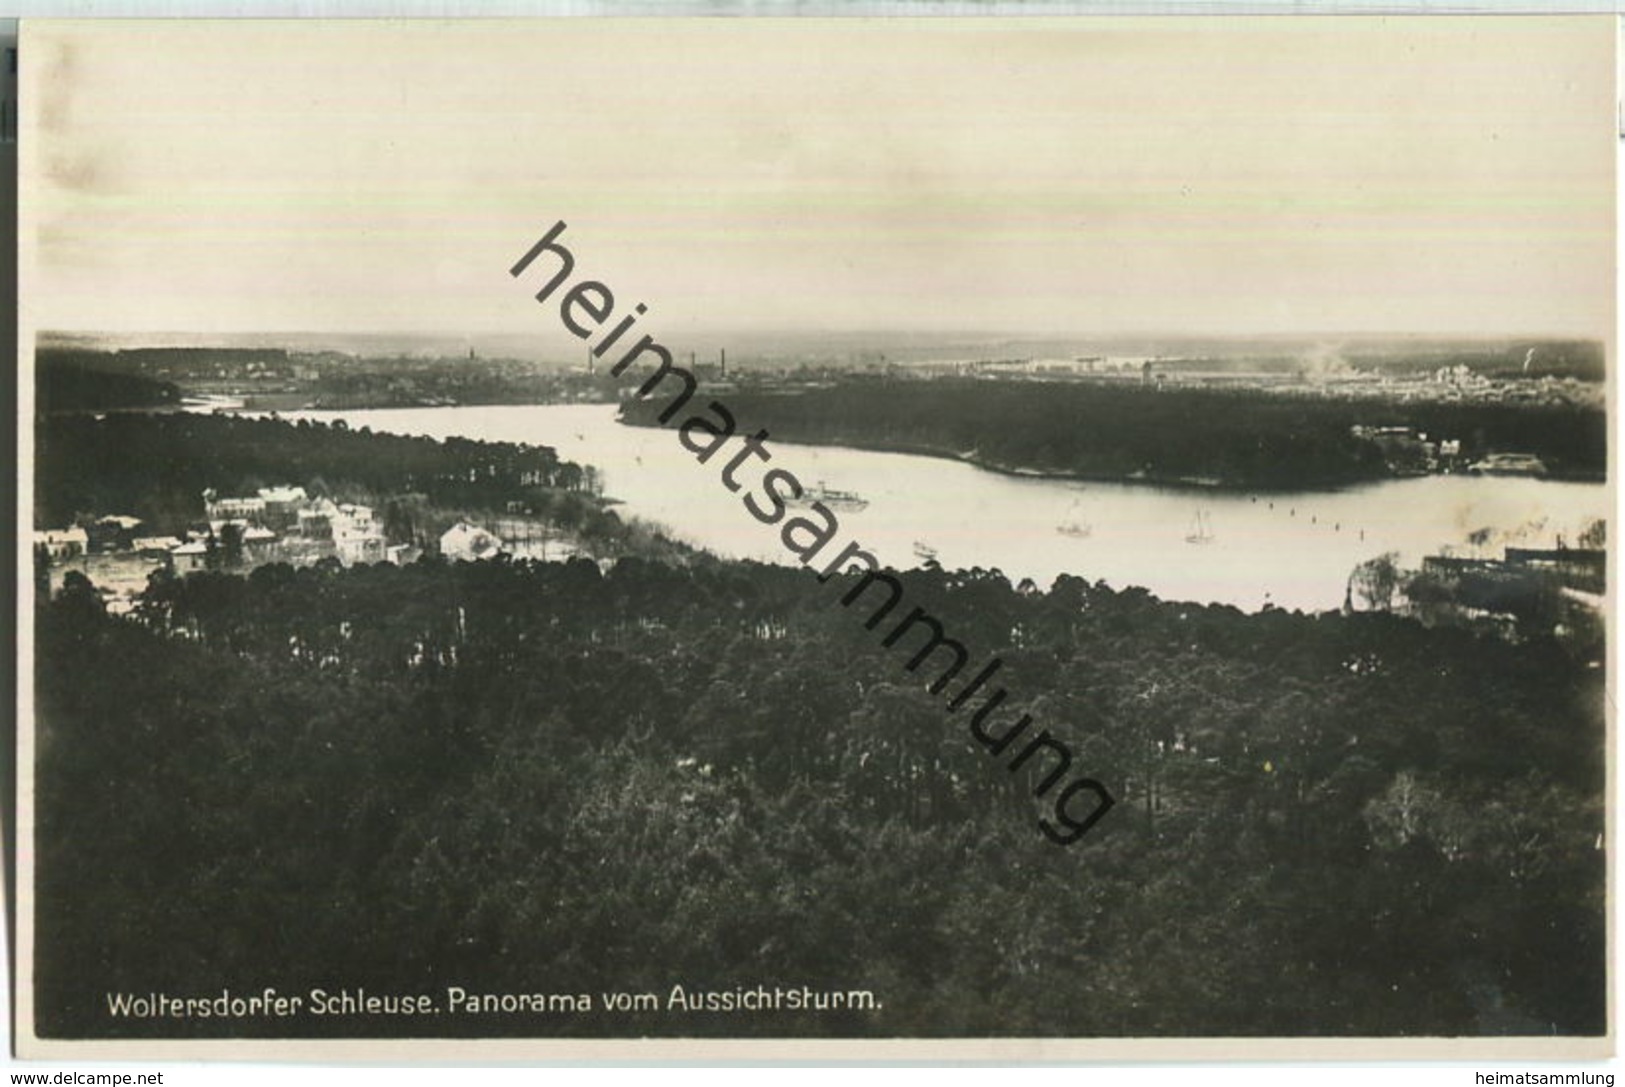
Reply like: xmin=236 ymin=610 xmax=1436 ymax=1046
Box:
xmin=21 ymin=16 xmax=1618 ymax=345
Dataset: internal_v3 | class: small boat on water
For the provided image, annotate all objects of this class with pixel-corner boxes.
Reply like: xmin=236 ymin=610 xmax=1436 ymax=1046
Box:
xmin=1185 ymin=510 xmax=1215 ymax=545
xmin=1056 ymin=499 xmax=1092 ymax=539
xmin=182 ymin=394 xmax=246 ymax=413
xmin=1467 ymin=453 xmax=1549 ymax=477
xmin=791 ymin=481 xmax=869 ymax=512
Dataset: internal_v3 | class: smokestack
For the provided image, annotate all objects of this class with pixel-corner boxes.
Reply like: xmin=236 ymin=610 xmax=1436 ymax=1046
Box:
xmin=720 ymin=348 xmax=727 ymax=378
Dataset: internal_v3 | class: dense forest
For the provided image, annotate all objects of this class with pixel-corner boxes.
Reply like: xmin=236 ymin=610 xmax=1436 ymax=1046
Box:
xmin=36 ymin=360 xmax=181 ymax=412
xmin=36 ymin=346 xmax=619 ymax=411
xmin=34 ymin=555 xmax=1604 ymax=1039
xmin=35 ymin=412 xmax=624 ymax=544
xmin=622 ymin=380 xmax=1607 ymax=489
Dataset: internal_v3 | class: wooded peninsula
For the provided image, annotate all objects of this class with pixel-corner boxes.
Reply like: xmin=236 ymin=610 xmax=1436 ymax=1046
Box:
xmin=622 ymin=379 xmax=1606 ymax=490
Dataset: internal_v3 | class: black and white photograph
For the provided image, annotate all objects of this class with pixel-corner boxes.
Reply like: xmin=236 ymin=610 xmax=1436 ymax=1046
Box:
xmin=15 ymin=15 xmax=1615 ymax=1060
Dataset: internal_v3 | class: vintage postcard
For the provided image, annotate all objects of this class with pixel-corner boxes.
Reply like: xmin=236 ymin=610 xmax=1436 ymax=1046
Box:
xmin=14 ymin=15 xmax=1616 ymax=1061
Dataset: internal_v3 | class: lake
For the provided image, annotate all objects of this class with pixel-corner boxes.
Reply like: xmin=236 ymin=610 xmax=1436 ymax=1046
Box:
xmin=288 ymin=403 xmax=1608 ymax=614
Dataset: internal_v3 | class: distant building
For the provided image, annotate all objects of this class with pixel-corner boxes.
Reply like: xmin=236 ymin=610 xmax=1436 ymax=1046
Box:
xmin=86 ymin=514 xmax=144 ymax=553
xmin=189 ymin=482 xmax=419 ymax=570
xmin=1422 ymin=555 xmax=1502 ymax=578
xmin=207 ymin=518 xmax=252 ymax=537
xmin=330 ymin=503 xmax=386 ymax=565
xmin=1423 ymin=545 xmax=1606 ymax=604
xmin=1505 ymin=547 xmax=1605 ymax=593
xmin=440 ymin=520 xmax=506 ymax=562
xmin=299 ymin=498 xmax=340 ymax=539
xmin=256 ymin=486 xmax=309 ymax=529
xmin=241 ymin=525 xmax=280 ymax=563
xmin=171 ymin=540 xmax=209 ymax=573
xmin=335 ymin=526 xmax=387 ymax=566
xmin=204 ymin=493 xmax=267 ymax=522
xmin=385 ymin=543 xmax=422 ymax=566
xmin=35 ymin=527 xmax=89 ymax=560
xmin=132 ymin=535 xmax=184 ymax=558
xmin=1349 ymin=424 xmax=1441 ymax=474
xmin=333 ymin=503 xmax=376 ymax=532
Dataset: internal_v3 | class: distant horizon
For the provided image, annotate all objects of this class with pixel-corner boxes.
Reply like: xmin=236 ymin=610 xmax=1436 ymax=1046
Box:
xmin=39 ymin=327 xmax=1607 ymax=349
xmin=35 ymin=327 xmax=1610 ymax=376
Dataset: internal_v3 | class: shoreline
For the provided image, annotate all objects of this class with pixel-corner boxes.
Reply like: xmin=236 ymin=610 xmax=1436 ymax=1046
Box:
xmin=48 ymin=399 xmax=1608 ymax=493
xmin=610 ymin=412 xmax=1607 ymax=494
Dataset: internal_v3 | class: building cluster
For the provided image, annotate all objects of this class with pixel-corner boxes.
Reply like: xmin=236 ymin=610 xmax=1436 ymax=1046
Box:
xmin=35 ymin=485 xmax=583 ymax=586
xmin=188 ymin=486 xmax=414 ymax=570
xmin=1348 ymin=425 xmax=1466 ymax=476
xmin=36 ymin=514 xmax=157 ymax=562
xmin=1421 ymin=545 xmax=1606 ymax=601
xmin=1347 ymin=424 xmax=1557 ymax=479
xmin=1431 ymin=364 xmax=1490 ymax=388
xmin=910 ymin=357 xmax=1602 ymax=411
xmin=1319 ymin=371 xmax=1599 ymax=409
xmin=34 ymin=486 xmax=423 ymax=578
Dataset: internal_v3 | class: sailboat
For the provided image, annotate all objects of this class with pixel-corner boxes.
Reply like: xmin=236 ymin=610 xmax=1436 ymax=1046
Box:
xmin=1185 ymin=509 xmax=1215 ymax=545
xmin=1056 ymin=499 xmax=1093 ymax=539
